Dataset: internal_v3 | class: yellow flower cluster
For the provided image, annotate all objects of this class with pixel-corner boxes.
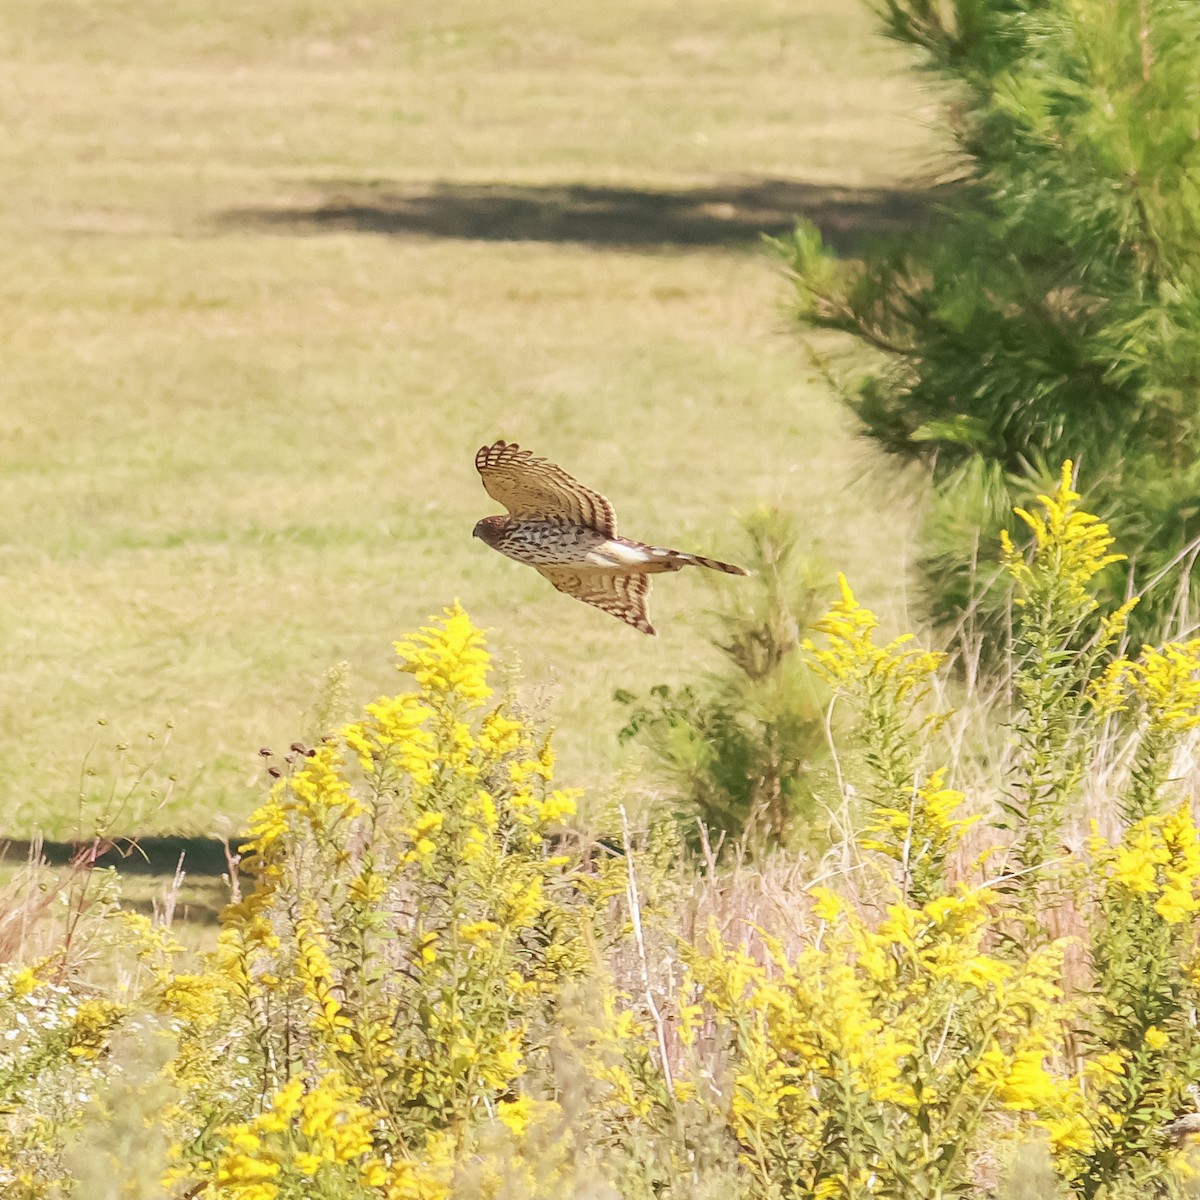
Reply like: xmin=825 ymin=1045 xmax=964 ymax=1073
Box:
xmin=206 ymin=1071 xmax=384 ymax=1200
xmin=294 ymin=904 xmax=356 ymax=1054
xmin=859 ymin=767 xmax=979 ymax=898
xmin=343 ymin=693 xmax=437 ymax=782
xmin=394 ymin=601 xmax=492 ymax=709
xmin=1093 ymin=639 xmax=1200 ymax=732
xmin=1000 ymin=460 xmax=1126 ymax=611
xmin=804 ymin=574 xmax=947 ymax=700
xmin=580 ymin=997 xmax=655 ymax=1121
xmin=1036 ymin=1047 xmax=1131 ymax=1158
xmin=1128 ymin=640 xmax=1200 ymax=730
xmin=241 ymin=742 xmax=362 ymax=869
xmin=1092 ymin=804 xmax=1200 ymax=923
xmin=685 ymin=885 xmax=1065 ymax=1194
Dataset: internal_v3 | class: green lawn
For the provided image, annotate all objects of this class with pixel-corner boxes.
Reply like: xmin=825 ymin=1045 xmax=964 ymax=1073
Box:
xmin=0 ymin=0 xmax=941 ymax=837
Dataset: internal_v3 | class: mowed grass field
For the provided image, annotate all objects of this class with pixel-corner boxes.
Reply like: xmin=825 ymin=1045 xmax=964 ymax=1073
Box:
xmin=1 ymin=0 xmax=940 ymax=838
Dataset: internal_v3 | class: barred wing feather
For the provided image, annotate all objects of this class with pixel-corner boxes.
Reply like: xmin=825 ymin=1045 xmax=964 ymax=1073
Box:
xmin=534 ymin=567 xmax=654 ymax=636
xmin=475 ymin=441 xmax=617 ymax=537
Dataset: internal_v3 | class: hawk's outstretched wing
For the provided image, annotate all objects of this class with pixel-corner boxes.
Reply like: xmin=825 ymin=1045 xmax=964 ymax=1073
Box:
xmin=475 ymin=441 xmax=617 ymax=537
xmin=535 ymin=566 xmax=654 ymax=636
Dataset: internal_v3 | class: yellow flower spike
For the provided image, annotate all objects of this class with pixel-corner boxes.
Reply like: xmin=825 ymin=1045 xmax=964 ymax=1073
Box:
xmin=504 ymin=969 xmax=539 ymax=999
xmin=1003 ymin=461 xmax=1125 ymax=611
xmin=474 ymin=788 xmax=500 ymax=831
xmin=1157 ymin=875 xmax=1200 ymax=923
xmin=445 ymin=720 xmax=479 ymax=773
xmin=1097 ymin=804 xmax=1200 ymax=930
xmin=994 ymin=1047 xmax=1061 ymax=1112
xmin=214 ymin=1153 xmax=282 ymax=1193
xmin=1097 ymin=596 xmax=1140 ymax=649
xmin=241 ymin=798 xmax=290 ymax=859
xmin=495 ymin=1096 xmax=534 ymax=1137
xmin=1084 ymin=1049 xmax=1129 ymax=1088
xmin=1013 ymin=505 xmax=1048 ymax=547
xmin=1089 ymin=657 xmax=1132 ymax=715
xmin=867 ymin=1032 xmax=919 ymax=1108
xmin=344 ymin=693 xmax=437 ymax=782
xmin=478 ymin=710 xmax=525 ymax=758
xmin=9 ymin=965 xmax=40 ymax=998
xmin=412 ymin=811 xmax=444 ymax=838
xmin=287 ymin=743 xmax=361 ymax=827
xmin=461 ymin=826 xmax=489 ymax=863
xmin=293 ymin=1151 xmax=322 ymax=1176
xmin=459 ymin=919 xmax=501 ymax=946
xmin=417 ymin=931 xmax=439 ymax=965
xmin=1111 ymin=811 xmax=1176 ymax=896
xmin=804 ymin=574 xmax=947 ymax=702
xmin=1126 ymin=639 xmax=1200 ymax=734
xmin=269 ymin=1078 xmax=305 ymax=1121
xmin=296 ymin=1074 xmax=377 ymax=1163
xmin=537 ymin=788 xmax=579 ymax=825
xmin=360 ymin=1160 xmax=388 ymax=1188
xmin=1041 ymin=1112 xmax=1096 ymax=1156
xmin=395 ymin=602 xmax=493 ymax=709
xmin=501 ymin=876 xmax=545 ymax=928
xmin=293 ymin=908 xmax=356 ymax=1052
xmin=227 ymin=1128 xmax=262 ymax=1154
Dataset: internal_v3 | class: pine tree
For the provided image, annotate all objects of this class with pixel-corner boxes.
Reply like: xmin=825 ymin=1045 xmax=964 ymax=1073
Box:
xmin=786 ymin=0 xmax=1200 ymax=635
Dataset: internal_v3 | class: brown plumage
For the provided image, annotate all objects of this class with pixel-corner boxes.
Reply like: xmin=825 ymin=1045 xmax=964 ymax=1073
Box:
xmin=473 ymin=441 xmax=746 ymax=635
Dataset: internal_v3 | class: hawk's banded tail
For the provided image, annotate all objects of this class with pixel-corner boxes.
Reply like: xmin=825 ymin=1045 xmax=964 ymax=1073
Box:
xmin=650 ymin=547 xmax=748 ymax=576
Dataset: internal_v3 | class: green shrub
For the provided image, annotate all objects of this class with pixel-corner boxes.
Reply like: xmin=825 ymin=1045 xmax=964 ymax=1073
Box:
xmin=614 ymin=510 xmax=830 ymax=853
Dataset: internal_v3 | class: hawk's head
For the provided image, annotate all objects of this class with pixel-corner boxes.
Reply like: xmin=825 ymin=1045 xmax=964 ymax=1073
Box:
xmin=472 ymin=515 xmax=508 ymax=546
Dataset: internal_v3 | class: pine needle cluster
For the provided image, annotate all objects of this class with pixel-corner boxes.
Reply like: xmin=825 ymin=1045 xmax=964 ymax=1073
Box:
xmin=785 ymin=0 xmax=1200 ymax=636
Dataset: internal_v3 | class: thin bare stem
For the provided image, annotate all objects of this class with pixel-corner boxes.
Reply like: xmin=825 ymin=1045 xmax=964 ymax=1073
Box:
xmin=619 ymin=804 xmax=675 ymax=1099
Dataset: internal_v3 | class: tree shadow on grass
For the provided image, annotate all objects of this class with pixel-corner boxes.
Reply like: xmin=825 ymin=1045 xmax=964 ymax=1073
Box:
xmin=2 ymin=837 xmax=242 ymax=924
xmin=4 ymin=836 xmax=243 ymax=877
xmin=220 ymin=176 xmax=941 ymax=254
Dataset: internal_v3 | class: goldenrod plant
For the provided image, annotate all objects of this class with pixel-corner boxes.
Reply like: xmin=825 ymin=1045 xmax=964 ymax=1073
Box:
xmin=998 ymin=462 xmax=1137 ymax=896
xmin=803 ymin=571 xmax=957 ymax=905
xmin=6 ymin=469 xmax=1200 ymax=1198
xmin=684 ymin=883 xmax=1066 ymax=1199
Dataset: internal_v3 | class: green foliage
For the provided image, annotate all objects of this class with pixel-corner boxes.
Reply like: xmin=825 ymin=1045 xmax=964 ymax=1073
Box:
xmin=786 ymin=0 xmax=1200 ymax=636
xmin=614 ymin=510 xmax=829 ymax=853
xmin=8 ymin=478 xmax=1200 ymax=1198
